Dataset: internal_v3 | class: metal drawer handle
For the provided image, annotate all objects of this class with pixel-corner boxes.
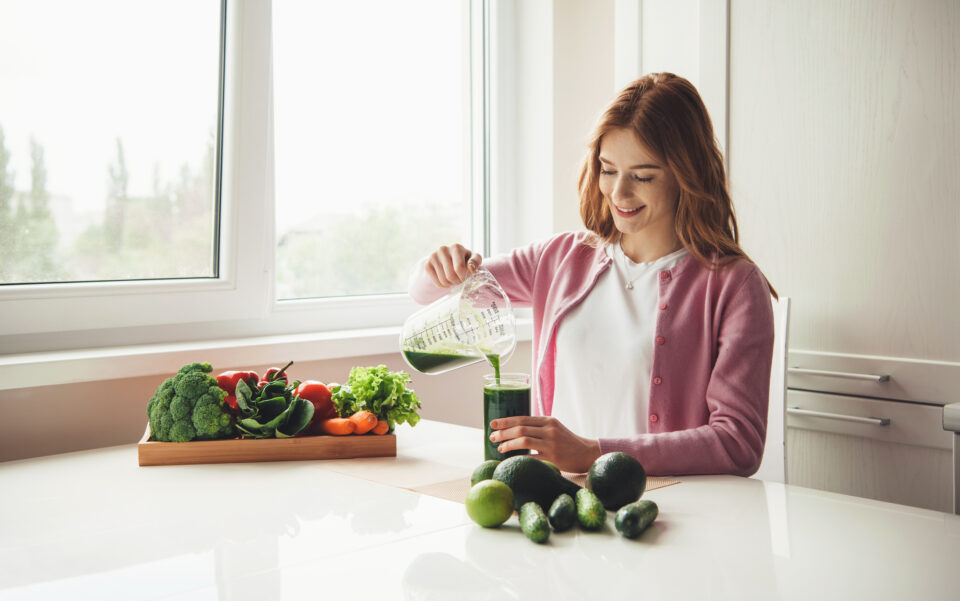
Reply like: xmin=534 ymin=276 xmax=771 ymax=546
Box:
xmin=788 ymin=367 xmax=890 ymax=383
xmin=787 ymin=407 xmax=891 ymax=426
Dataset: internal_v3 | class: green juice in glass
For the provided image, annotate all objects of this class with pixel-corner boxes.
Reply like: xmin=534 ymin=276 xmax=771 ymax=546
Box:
xmin=483 ymin=373 xmax=530 ymax=461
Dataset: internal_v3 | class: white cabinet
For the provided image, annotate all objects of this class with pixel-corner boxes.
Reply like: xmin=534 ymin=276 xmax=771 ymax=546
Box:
xmin=728 ymin=0 xmax=960 ymax=363
xmin=724 ymin=0 xmax=960 ymax=512
xmin=786 ymin=389 xmax=953 ymax=512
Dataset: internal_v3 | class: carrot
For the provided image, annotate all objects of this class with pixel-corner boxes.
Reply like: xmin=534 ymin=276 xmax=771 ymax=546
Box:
xmin=371 ymin=420 xmax=390 ymax=435
xmin=319 ymin=418 xmax=356 ymax=436
xmin=349 ymin=410 xmax=378 ymax=434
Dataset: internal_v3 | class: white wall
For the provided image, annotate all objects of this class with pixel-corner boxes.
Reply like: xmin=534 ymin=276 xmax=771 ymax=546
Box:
xmin=492 ymin=0 xmax=618 ymax=247
xmin=610 ymin=0 xmax=730 ymax=157
xmin=0 ymin=343 xmax=533 ymax=462
xmin=551 ymin=0 xmax=616 ymax=233
xmin=640 ymin=0 xmax=700 ymax=87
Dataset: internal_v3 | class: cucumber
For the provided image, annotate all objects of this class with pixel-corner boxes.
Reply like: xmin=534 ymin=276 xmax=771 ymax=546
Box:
xmin=575 ymin=488 xmax=606 ymax=530
xmin=520 ymin=501 xmax=550 ymax=543
xmin=548 ymin=493 xmax=576 ymax=532
xmin=615 ymin=499 xmax=659 ymax=538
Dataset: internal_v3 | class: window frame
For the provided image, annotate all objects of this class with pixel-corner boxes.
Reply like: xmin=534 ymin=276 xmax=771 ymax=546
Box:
xmin=0 ymin=0 xmax=495 ymax=354
xmin=0 ymin=0 xmax=257 ymax=339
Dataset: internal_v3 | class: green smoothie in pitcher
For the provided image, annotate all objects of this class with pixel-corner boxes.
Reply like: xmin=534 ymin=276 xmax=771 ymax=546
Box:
xmin=403 ymin=349 xmax=504 ymax=377
xmin=402 ymin=350 xmax=480 ymax=374
xmin=483 ymin=373 xmax=530 ymax=461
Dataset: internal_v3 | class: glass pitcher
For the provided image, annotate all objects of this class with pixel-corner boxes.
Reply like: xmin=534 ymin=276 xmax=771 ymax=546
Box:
xmin=400 ymin=268 xmax=516 ymax=375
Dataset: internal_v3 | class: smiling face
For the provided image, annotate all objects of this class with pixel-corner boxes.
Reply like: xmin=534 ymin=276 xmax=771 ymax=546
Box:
xmin=597 ymin=127 xmax=682 ymax=262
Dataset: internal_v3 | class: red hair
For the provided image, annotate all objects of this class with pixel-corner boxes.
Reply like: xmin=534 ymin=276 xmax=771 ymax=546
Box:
xmin=578 ymin=73 xmax=774 ymax=294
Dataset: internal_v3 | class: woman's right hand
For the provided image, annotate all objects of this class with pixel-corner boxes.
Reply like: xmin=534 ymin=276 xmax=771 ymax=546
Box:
xmin=424 ymin=244 xmax=483 ymax=288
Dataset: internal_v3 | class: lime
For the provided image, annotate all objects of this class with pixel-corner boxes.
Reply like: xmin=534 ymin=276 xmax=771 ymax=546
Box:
xmin=470 ymin=459 xmax=501 ymax=486
xmin=465 ymin=480 xmax=515 ymax=528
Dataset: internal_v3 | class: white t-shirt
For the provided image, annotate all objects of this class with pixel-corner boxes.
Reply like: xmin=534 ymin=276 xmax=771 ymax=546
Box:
xmin=551 ymin=243 xmax=689 ymax=438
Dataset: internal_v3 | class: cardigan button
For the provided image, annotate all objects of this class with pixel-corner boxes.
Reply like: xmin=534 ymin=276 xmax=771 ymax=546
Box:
xmin=653 ymin=376 xmax=662 ymax=385
xmin=659 ymin=271 xmax=670 ymax=282
xmin=649 ymin=414 xmax=659 ymax=423
xmin=655 ymin=336 xmax=665 ymax=345
xmin=658 ymin=302 xmax=668 ymax=310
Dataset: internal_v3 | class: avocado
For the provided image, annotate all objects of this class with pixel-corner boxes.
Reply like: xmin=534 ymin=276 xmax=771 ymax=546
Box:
xmin=575 ymin=488 xmax=606 ymax=530
xmin=492 ymin=455 xmax=581 ymax=510
xmin=586 ymin=452 xmax=647 ymax=510
xmin=548 ymin=493 xmax=576 ymax=532
xmin=540 ymin=459 xmax=561 ymax=475
xmin=470 ymin=460 xmax=501 ymax=486
xmin=615 ymin=499 xmax=659 ymax=538
xmin=519 ymin=502 xmax=550 ymax=543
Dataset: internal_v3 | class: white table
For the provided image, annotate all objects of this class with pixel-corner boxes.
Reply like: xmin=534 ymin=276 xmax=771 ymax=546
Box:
xmin=2 ymin=420 xmax=959 ymax=600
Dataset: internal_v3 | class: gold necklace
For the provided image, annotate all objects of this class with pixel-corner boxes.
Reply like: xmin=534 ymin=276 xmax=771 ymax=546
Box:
xmin=618 ymin=238 xmax=644 ymax=290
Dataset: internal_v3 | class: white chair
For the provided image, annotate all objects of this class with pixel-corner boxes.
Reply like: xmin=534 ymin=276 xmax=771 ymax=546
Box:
xmin=752 ymin=296 xmax=790 ymax=483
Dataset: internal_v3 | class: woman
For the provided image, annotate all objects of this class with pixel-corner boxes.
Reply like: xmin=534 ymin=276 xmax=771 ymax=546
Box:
xmin=408 ymin=73 xmax=775 ymax=476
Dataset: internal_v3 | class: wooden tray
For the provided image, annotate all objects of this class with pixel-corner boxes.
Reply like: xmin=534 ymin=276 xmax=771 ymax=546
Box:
xmin=137 ymin=425 xmax=396 ymax=466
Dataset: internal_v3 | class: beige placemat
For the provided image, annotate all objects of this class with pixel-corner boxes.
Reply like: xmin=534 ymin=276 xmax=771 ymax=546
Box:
xmin=407 ymin=474 xmax=680 ymax=505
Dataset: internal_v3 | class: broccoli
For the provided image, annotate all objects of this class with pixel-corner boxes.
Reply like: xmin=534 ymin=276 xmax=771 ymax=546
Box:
xmin=147 ymin=362 xmax=236 ymax=442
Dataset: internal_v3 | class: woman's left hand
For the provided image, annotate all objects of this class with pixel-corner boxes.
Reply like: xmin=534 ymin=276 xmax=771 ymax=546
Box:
xmin=489 ymin=416 xmax=601 ymax=473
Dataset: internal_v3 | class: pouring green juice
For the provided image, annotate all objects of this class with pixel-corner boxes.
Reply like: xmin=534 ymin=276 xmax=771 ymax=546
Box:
xmin=400 ymin=268 xmax=526 ymax=458
xmin=487 ymin=353 xmax=501 ymax=381
xmin=403 ymin=347 xmax=527 ymax=460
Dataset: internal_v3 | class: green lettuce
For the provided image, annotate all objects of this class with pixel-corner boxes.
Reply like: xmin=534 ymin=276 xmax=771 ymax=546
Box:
xmin=331 ymin=365 xmax=422 ymax=430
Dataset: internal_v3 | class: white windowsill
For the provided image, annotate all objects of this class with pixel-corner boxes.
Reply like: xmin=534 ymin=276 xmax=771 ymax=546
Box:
xmin=0 ymin=319 xmax=535 ymax=391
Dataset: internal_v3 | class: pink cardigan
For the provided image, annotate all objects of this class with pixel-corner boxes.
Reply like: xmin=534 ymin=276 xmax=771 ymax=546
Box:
xmin=409 ymin=231 xmax=775 ymax=476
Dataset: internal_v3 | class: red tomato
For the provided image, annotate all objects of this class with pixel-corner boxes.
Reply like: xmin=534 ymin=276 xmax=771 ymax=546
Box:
xmin=296 ymin=380 xmax=336 ymax=431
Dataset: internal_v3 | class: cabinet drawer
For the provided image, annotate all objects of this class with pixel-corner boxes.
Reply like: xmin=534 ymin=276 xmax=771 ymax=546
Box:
xmin=786 ymin=389 xmax=954 ymax=511
xmin=786 ymin=428 xmax=953 ymax=512
xmin=786 ymin=389 xmax=952 ymax=451
xmin=787 ymin=350 xmax=960 ymax=406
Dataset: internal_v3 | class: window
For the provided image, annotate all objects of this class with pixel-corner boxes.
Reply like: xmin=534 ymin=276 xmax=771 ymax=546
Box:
xmin=272 ymin=0 xmax=475 ymax=300
xmin=0 ymin=0 xmax=223 ymax=285
xmin=0 ymin=0 xmax=496 ymax=353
